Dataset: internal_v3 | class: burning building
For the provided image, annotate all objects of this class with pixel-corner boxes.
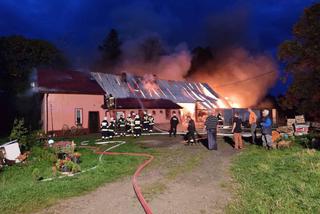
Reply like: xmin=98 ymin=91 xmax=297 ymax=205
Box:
xmin=92 ymin=72 xmax=231 ymax=122
xmin=36 ymin=69 xmax=231 ymax=134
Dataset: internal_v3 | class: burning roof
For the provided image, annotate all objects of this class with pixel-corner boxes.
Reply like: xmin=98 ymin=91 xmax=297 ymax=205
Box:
xmin=92 ymin=72 xmax=231 ymax=109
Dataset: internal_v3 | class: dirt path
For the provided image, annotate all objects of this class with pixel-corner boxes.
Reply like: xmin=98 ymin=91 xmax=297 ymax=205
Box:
xmin=38 ymin=136 xmax=237 ymax=214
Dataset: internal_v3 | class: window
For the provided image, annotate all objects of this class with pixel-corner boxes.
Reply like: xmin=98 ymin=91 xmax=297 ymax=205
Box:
xmin=165 ymin=109 xmax=171 ymax=120
xmin=75 ymin=108 xmax=83 ymax=125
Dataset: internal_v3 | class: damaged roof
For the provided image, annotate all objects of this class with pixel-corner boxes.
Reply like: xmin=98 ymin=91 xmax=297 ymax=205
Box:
xmin=92 ymin=72 xmax=230 ymax=109
xmin=36 ymin=69 xmax=230 ymax=109
xmin=37 ymin=68 xmax=105 ymax=94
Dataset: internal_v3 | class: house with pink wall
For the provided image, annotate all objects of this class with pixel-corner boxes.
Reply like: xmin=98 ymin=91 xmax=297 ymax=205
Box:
xmin=36 ymin=69 xmax=183 ymax=135
xmin=38 ymin=69 xmax=106 ymax=134
xmin=36 ymin=68 xmax=230 ymax=135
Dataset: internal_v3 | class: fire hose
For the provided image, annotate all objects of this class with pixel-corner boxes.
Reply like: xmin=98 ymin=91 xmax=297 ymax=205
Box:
xmin=96 ymin=150 xmax=154 ymax=214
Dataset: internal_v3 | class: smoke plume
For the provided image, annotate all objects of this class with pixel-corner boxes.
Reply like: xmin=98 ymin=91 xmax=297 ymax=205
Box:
xmin=189 ymin=48 xmax=278 ymax=107
xmin=113 ymin=34 xmax=278 ymax=108
xmin=117 ymin=36 xmax=191 ymax=81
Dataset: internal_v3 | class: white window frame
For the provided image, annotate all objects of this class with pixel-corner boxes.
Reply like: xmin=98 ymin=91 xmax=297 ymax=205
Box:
xmin=75 ymin=108 xmax=83 ymax=125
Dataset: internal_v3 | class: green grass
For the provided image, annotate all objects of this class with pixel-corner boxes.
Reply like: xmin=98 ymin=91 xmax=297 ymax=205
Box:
xmin=228 ymin=143 xmax=320 ymax=214
xmin=0 ymin=137 xmax=153 ymax=214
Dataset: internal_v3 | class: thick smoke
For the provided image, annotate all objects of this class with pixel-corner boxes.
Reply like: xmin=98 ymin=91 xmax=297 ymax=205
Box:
xmin=189 ymin=48 xmax=278 ymax=107
xmin=114 ymin=35 xmax=278 ymax=107
xmin=117 ymin=35 xmax=191 ymax=81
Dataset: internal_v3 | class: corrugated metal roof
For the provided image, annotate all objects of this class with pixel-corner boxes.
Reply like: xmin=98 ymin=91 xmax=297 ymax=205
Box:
xmin=91 ymin=72 xmax=230 ymax=109
xmin=37 ymin=69 xmax=105 ymax=94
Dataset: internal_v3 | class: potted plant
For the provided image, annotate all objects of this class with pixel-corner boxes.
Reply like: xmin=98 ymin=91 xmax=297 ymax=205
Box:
xmin=65 ymin=160 xmax=74 ymax=172
xmin=72 ymin=152 xmax=81 ymax=164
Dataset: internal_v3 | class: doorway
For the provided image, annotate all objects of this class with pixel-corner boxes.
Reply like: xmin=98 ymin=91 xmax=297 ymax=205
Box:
xmin=88 ymin=111 xmax=99 ymax=133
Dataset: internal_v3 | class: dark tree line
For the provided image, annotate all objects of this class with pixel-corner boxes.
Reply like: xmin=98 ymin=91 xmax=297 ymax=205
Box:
xmin=278 ymin=3 xmax=320 ymax=120
xmin=0 ymin=35 xmax=68 ymax=136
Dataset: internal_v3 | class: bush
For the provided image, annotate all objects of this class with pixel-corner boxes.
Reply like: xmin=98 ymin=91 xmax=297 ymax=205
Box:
xmin=31 ymin=146 xmax=57 ymax=163
xmin=295 ymin=133 xmax=320 ymax=150
xmin=9 ymin=119 xmax=42 ymax=151
xmin=9 ymin=118 xmax=28 ymax=145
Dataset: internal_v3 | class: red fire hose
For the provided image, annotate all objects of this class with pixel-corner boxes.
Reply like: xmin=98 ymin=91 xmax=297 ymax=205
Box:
xmin=96 ymin=151 xmax=154 ymax=214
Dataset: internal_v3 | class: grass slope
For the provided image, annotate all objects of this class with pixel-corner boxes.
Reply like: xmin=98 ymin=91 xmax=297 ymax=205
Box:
xmin=0 ymin=137 xmax=152 ymax=214
xmin=228 ymin=144 xmax=320 ymax=214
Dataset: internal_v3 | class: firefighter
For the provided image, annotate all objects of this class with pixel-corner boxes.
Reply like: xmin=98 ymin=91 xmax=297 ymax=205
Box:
xmin=148 ymin=113 xmax=154 ymax=133
xmin=101 ymin=117 xmax=109 ymax=139
xmin=107 ymin=118 xmax=116 ymax=139
xmin=118 ymin=114 xmax=126 ymax=136
xmin=126 ymin=114 xmax=132 ymax=135
xmin=143 ymin=112 xmax=150 ymax=133
xmin=133 ymin=114 xmax=142 ymax=137
xmin=130 ymin=113 xmax=136 ymax=135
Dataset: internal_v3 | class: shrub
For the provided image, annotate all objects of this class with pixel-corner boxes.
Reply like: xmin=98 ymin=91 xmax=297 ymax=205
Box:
xmin=295 ymin=133 xmax=320 ymax=150
xmin=31 ymin=146 xmax=57 ymax=162
xmin=71 ymin=163 xmax=81 ymax=173
xmin=9 ymin=118 xmax=28 ymax=145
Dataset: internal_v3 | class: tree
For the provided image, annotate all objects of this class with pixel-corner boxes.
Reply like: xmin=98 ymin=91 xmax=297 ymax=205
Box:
xmin=0 ymin=35 xmax=68 ymax=136
xmin=139 ymin=36 xmax=165 ymax=63
xmin=98 ymin=29 xmax=122 ymax=70
xmin=278 ymin=3 xmax=320 ymax=120
xmin=0 ymin=35 xmax=68 ymax=94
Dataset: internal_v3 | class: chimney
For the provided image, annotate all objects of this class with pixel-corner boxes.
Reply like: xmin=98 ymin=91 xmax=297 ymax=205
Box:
xmin=121 ymin=72 xmax=127 ymax=83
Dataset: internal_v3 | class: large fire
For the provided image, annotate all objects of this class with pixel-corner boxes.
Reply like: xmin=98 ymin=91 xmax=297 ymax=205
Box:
xmin=190 ymin=48 xmax=278 ymax=108
xmin=115 ymin=44 xmax=278 ymax=108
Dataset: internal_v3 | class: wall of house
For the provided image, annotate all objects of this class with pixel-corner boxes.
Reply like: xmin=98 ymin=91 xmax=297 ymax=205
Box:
xmin=109 ymin=109 xmax=181 ymax=124
xmin=42 ymin=93 xmax=105 ymax=133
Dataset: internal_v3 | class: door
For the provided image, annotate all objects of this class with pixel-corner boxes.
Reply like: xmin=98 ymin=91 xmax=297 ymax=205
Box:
xmin=88 ymin=112 xmax=99 ymax=133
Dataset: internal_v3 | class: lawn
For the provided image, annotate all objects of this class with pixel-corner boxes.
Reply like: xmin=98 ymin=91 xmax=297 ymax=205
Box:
xmin=228 ymin=139 xmax=320 ymax=214
xmin=0 ymin=136 xmax=153 ymax=214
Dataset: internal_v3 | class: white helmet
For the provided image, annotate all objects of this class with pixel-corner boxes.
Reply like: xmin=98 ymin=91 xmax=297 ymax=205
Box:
xmin=103 ymin=117 xmax=107 ymax=120
xmin=135 ymin=115 xmax=139 ymax=119
xmin=148 ymin=113 xmax=152 ymax=116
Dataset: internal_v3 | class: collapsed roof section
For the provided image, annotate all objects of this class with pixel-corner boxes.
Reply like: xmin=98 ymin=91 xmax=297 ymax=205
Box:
xmin=91 ymin=72 xmax=231 ymax=109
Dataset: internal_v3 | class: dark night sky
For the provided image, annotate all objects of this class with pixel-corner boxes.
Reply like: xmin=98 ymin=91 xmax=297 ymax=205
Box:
xmin=0 ymin=0 xmax=317 ymax=95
